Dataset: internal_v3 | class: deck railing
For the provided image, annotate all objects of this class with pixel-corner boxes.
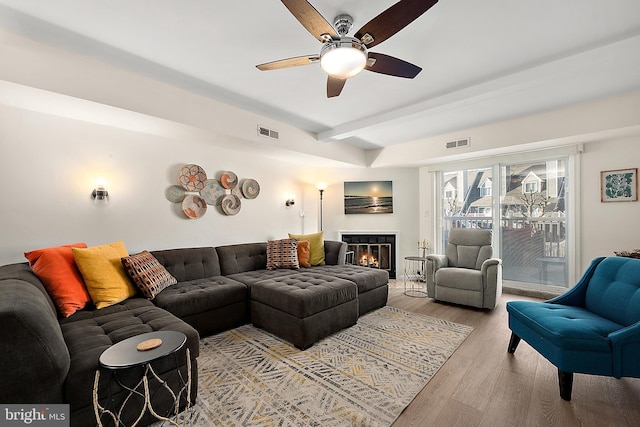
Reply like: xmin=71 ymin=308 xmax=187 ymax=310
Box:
xmin=443 ymin=215 xmax=566 ymax=258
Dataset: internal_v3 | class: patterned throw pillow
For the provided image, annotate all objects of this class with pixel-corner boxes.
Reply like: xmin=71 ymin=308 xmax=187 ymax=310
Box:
xmin=121 ymin=251 xmax=177 ymax=299
xmin=266 ymin=239 xmax=300 ymax=270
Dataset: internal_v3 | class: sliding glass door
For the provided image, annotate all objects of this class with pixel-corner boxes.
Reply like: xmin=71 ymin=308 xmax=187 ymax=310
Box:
xmin=438 ymin=156 xmax=570 ymax=291
xmin=500 ymin=159 xmax=568 ymax=288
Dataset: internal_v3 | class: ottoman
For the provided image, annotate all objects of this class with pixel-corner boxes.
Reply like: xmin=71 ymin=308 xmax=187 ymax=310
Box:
xmin=250 ymin=273 xmax=358 ymax=349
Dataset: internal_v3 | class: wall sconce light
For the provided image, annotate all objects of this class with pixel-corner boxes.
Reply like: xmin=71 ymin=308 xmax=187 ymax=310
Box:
xmin=91 ymin=181 xmax=109 ymax=205
xmin=285 ymin=198 xmax=295 ymax=207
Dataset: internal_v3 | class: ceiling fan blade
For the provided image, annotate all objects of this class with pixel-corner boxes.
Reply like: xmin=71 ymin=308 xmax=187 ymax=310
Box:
xmin=256 ymin=55 xmax=320 ymax=71
xmin=281 ymin=0 xmax=338 ymax=42
xmin=355 ymin=0 xmax=438 ymax=48
xmin=327 ymin=76 xmax=347 ymax=98
xmin=365 ymin=52 xmax=422 ymax=78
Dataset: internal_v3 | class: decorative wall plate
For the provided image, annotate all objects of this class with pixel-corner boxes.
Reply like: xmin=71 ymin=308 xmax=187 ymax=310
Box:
xmin=241 ymin=179 xmax=260 ymax=199
xmin=231 ymin=185 xmax=243 ymax=198
xmin=200 ymin=179 xmax=226 ymax=206
xmin=178 ymin=164 xmax=207 ymax=192
xmin=221 ymin=194 xmax=241 ymax=216
xmin=220 ymin=171 xmax=238 ymax=189
xmin=165 ymin=185 xmax=186 ymax=203
xmin=182 ymin=195 xmax=207 ymax=219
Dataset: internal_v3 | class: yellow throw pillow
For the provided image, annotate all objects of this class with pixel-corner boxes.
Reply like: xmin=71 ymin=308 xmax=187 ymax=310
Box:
xmin=288 ymin=232 xmax=325 ymax=266
xmin=72 ymin=241 xmax=137 ymax=309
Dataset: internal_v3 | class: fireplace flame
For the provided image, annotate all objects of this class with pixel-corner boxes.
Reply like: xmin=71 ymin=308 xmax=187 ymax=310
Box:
xmin=360 ymin=254 xmax=379 ymax=268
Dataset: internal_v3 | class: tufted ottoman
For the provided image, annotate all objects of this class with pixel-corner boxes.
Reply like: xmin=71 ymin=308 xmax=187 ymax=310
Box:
xmin=250 ymin=273 xmax=358 ymax=349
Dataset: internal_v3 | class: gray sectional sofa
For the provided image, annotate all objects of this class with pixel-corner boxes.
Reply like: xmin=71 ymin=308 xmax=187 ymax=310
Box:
xmin=0 ymin=240 xmax=388 ymax=427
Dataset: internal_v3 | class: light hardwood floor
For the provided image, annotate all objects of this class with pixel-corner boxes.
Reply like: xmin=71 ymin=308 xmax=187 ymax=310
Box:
xmin=386 ymin=285 xmax=640 ymax=427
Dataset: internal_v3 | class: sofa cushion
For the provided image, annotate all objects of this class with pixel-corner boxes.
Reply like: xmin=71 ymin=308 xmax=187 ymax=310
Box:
xmin=0 ymin=263 xmax=58 ymax=315
xmin=507 ymin=301 xmax=622 ymax=353
xmin=72 ymin=241 xmax=138 ymax=309
xmin=289 ymin=232 xmax=325 ymax=266
xmin=0 ymin=279 xmax=71 ymax=403
xmin=266 ymin=238 xmax=299 ymax=270
xmin=153 ymin=276 xmax=247 ymax=318
xmin=436 ymin=267 xmax=484 ymax=291
xmin=24 ymin=243 xmax=91 ymax=317
xmin=122 ymin=251 xmax=177 ymax=299
xmin=584 ymin=256 xmax=640 ymax=326
xmin=216 ymin=243 xmax=268 ymax=275
xmin=306 ymin=265 xmax=388 ymax=293
xmin=151 ymin=247 xmax=221 ymax=281
xmin=226 ymin=269 xmax=295 ymax=289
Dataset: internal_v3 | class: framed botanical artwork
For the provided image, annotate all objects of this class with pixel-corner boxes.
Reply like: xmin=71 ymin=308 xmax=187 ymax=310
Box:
xmin=344 ymin=181 xmax=393 ymax=214
xmin=600 ymin=168 xmax=638 ymax=202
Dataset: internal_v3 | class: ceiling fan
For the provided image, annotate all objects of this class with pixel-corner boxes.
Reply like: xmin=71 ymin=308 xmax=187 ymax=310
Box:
xmin=256 ymin=0 xmax=438 ymax=98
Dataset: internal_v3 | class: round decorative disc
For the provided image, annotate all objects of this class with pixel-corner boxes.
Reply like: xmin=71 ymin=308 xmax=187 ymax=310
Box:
xmin=178 ymin=164 xmax=207 ymax=192
xmin=231 ymin=185 xmax=243 ymax=198
xmin=182 ymin=194 xmax=207 ymax=219
xmin=220 ymin=171 xmax=238 ymax=189
xmin=241 ymin=179 xmax=260 ymax=199
xmin=200 ymin=179 xmax=226 ymax=206
xmin=165 ymin=185 xmax=186 ymax=203
xmin=136 ymin=338 xmax=162 ymax=351
xmin=221 ymin=194 xmax=241 ymax=216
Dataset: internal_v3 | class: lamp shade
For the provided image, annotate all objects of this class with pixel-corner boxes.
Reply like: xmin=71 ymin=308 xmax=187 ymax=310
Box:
xmin=320 ymin=38 xmax=367 ymax=79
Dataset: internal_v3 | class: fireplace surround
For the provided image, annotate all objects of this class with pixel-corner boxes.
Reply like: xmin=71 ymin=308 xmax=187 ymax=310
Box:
xmin=340 ymin=233 xmax=397 ymax=279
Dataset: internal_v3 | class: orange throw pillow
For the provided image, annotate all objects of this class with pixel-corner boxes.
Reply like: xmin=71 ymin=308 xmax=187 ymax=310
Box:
xmin=297 ymin=240 xmax=311 ymax=268
xmin=24 ymin=243 xmax=91 ymax=317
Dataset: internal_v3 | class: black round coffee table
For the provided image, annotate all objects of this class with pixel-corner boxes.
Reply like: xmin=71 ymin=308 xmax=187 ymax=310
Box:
xmin=99 ymin=331 xmax=186 ymax=369
xmin=93 ymin=331 xmax=191 ymax=427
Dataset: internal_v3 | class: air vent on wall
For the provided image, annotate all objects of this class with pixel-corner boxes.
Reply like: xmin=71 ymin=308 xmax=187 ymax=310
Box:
xmin=257 ymin=124 xmax=279 ymax=140
xmin=445 ymin=138 xmax=470 ymax=150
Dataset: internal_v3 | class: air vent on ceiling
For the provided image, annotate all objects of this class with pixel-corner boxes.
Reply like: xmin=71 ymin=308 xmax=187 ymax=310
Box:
xmin=445 ymin=138 xmax=470 ymax=150
xmin=257 ymin=124 xmax=279 ymax=140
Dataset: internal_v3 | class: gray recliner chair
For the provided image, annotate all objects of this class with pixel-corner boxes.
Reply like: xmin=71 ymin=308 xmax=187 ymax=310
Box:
xmin=426 ymin=228 xmax=502 ymax=309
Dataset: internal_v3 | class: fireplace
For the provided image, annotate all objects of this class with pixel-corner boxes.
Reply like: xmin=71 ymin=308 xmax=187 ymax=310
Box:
xmin=340 ymin=233 xmax=396 ymax=279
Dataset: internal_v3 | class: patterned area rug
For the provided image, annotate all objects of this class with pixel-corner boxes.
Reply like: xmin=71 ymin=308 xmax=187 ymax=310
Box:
xmin=163 ymin=306 xmax=472 ymax=426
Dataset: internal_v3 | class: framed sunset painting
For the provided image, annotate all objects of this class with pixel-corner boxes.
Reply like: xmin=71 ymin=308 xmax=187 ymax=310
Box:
xmin=344 ymin=181 xmax=393 ymax=214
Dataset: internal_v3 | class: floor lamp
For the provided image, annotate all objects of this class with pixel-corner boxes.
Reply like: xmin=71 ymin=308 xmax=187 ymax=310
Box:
xmin=317 ymin=182 xmax=327 ymax=231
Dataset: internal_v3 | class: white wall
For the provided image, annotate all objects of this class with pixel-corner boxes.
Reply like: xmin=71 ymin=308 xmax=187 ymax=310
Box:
xmin=0 ymin=104 xmax=419 ymax=266
xmin=581 ymin=137 xmax=640 ymax=268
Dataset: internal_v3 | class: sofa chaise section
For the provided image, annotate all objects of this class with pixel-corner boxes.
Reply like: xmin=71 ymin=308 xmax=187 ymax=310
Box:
xmin=60 ymin=298 xmax=199 ymax=427
xmin=0 ymin=263 xmax=199 ymax=427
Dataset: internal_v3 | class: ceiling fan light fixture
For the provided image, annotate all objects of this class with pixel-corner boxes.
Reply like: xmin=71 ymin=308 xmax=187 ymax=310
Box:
xmin=320 ymin=37 xmax=367 ymax=79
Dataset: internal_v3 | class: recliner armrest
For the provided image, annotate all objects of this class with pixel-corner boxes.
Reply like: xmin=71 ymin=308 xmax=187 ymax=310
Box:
xmin=426 ymin=254 xmax=448 ymax=269
xmin=426 ymin=255 xmax=448 ymax=297
xmin=481 ymin=258 xmax=503 ymax=309
xmin=481 ymin=258 xmax=501 ymax=275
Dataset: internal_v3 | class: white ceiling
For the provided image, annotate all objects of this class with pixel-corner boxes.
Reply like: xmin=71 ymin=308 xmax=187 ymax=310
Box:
xmin=1 ymin=0 xmax=639 ymax=150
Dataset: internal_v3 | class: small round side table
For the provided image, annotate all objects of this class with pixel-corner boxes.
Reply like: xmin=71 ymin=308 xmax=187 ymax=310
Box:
xmin=93 ymin=330 xmax=192 ymax=427
xmin=404 ymin=256 xmax=428 ymax=297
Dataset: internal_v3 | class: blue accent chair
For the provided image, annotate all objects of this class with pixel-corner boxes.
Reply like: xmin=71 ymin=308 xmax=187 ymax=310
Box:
xmin=506 ymin=256 xmax=640 ymax=400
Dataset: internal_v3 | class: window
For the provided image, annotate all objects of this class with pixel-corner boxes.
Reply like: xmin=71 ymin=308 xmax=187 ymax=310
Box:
xmin=524 ymin=181 xmax=538 ymax=193
xmin=480 ymin=178 xmax=492 ymax=197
